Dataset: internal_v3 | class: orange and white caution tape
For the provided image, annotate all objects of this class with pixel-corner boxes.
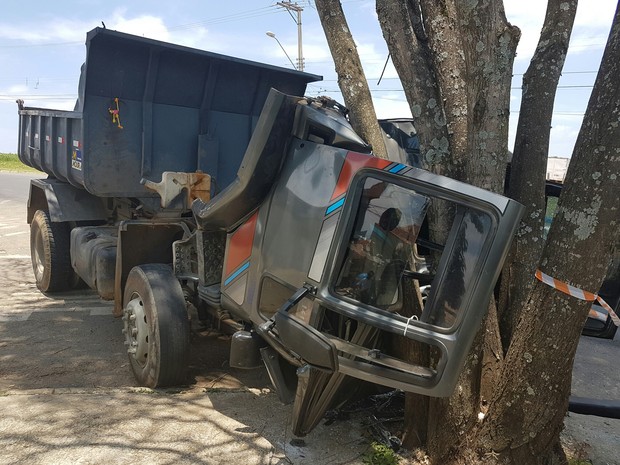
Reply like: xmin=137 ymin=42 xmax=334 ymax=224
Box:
xmin=588 ymin=305 xmax=609 ymax=324
xmin=535 ymin=269 xmax=620 ymax=327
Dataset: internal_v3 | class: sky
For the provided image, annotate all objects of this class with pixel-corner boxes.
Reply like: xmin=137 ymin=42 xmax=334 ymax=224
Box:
xmin=0 ymin=0 xmax=617 ymax=158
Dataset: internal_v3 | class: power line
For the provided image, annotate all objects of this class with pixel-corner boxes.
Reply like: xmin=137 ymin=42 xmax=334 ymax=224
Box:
xmin=168 ymin=7 xmax=279 ymax=30
xmin=309 ymin=84 xmax=595 ymax=93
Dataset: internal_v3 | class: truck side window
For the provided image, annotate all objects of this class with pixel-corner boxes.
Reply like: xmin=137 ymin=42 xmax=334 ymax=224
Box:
xmin=334 ymin=179 xmax=430 ymax=310
xmin=422 ymin=208 xmax=492 ymax=327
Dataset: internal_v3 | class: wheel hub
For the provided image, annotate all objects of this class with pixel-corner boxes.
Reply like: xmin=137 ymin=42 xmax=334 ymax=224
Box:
xmin=123 ymin=294 xmax=150 ymax=366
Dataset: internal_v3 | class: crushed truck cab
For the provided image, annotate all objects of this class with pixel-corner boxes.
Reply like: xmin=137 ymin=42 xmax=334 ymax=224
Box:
xmin=18 ymin=28 xmax=523 ymax=436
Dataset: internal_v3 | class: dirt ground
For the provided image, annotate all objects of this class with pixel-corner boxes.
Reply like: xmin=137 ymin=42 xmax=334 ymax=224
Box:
xmin=1 ymin=172 xmax=618 ymax=464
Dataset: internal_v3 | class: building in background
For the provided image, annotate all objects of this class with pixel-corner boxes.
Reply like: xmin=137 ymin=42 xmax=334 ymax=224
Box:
xmin=546 ymin=156 xmax=570 ymax=183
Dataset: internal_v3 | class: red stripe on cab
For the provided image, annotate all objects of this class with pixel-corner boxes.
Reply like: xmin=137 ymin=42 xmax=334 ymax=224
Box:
xmin=224 ymin=211 xmax=259 ymax=276
xmin=331 ymin=152 xmax=391 ymax=201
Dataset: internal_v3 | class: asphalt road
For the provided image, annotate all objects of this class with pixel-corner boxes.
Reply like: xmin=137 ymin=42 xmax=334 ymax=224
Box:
xmin=0 ymin=170 xmax=38 ymax=202
xmin=0 ymin=171 xmax=617 ymax=464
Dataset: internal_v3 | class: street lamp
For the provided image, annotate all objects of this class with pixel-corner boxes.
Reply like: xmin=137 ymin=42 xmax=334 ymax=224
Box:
xmin=266 ymin=31 xmax=297 ymax=70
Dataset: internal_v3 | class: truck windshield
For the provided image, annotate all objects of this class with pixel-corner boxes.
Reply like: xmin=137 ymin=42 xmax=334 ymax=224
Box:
xmin=334 ymin=177 xmax=494 ymax=330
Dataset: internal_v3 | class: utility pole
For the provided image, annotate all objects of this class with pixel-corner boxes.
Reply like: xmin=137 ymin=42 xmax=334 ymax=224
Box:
xmin=276 ymin=1 xmax=304 ymax=71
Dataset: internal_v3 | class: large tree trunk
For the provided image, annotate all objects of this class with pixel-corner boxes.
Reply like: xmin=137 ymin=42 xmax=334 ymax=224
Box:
xmin=499 ymin=0 xmax=578 ymax=352
xmin=378 ymin=1 xmax=519 ymax=458
xmin=376 ymin=0 xmax=456 ymax=252
xmin=314 ymin=0 xmax=388 ymax=158
xmin=463 ymin=4 xmax=620 ymax=463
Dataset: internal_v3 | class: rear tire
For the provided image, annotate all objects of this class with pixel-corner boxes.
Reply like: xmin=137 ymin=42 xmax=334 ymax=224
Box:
xmin=123 ymin=264 xmax=190 ymax=387
xmin=30 ymin=210 xmax=73 ymax=293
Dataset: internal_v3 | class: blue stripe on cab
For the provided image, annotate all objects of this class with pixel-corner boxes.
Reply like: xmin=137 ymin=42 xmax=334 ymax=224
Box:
xmin=224 ymin=261 xmax=250 ymax=286
xmin=325 ymin=198 xmax=345 ymax=216
xmin=389 ymin=163 xmax=407 ymax=173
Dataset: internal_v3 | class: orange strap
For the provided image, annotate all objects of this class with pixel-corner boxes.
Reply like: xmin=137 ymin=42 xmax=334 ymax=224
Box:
xmin=535 ymin=269 xmax=619 ymax=326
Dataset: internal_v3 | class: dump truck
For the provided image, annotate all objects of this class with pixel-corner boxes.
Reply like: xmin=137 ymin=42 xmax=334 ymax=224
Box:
xmin=17 ymin=28 xmax=524 ymax=435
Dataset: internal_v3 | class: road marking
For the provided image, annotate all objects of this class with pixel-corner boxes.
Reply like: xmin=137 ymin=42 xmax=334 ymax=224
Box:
xmin=0 ymin=313 xmax=32 ymax=322
xmin=90 ymin=308 xmax=112 ymax=316
xmin=0 ymin=255 xmax=30 ymax=259
xmin=2 ymin=231 xmax=28 ymax=237
xmin=6 ymin=291 xmax=42 ymax=297
xmin=0 ymin=306 xmax=114 ymax=321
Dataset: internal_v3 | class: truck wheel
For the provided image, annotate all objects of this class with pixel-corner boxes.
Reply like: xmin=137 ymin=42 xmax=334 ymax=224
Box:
xmin=30 ymin=210 xmax=73 ymax=293
xmin=122 ymin=264 xmax=190 ymax=388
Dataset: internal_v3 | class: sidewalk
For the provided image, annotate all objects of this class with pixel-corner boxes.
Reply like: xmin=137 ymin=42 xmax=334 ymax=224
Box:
xmin=0 ymin=387 xmax=367 ymax=465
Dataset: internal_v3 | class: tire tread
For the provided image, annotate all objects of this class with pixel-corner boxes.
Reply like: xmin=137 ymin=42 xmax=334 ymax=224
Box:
xmin=31 ymin=210 xmax=73 ymax=292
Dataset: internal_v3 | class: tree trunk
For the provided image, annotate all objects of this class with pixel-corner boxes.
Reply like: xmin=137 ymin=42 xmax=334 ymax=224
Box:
xmin=464 ymin=4 xmax=620 ymax=463
xmin=377 ymin=0 xmax=519 ymax=459
xmin=376 ymin=0 xmax=456 ymax=249
xmin=376 ymin=0 xmax=450 ymax=175
xmin=384 ymin=275 xmax=429 ymax=449
xmin=499 ymin=0 xmax=578 ymax=352
xmin=314 ymin=0 xmax=388 ymax=158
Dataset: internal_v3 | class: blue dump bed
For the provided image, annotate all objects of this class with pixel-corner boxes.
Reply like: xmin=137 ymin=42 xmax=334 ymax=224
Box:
xmin=18 ymin=27 xmax=321 ymax=198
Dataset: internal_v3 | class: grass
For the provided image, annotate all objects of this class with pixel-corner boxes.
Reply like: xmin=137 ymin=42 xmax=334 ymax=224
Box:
xmin=0 ymin=153 xmax=42 ymax=173
xmin=363 ymin=442 xmax=399 ymax=465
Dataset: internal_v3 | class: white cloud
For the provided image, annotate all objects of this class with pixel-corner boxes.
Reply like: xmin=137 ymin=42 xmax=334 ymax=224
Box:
xmin=169 ymin=29 xmax=210 ymax=50
xmin=110 ymin=12 xmax=171 ymax=41
xmin=549 ymin=120 xmax=582 ymax=157
xmin=6 ymin=84 xmax=29 ymax=94
xmin=373 ymin=94 xmax=412 ymax=119
xmin=0 ymin=9 xmax=210 ymax=51
xmin=505 ymin=0 xmax=616 ymax=65
xmin=356 ymin=42 xmax=393 ymax=79
xmin=0 ymin=19 xmax=90 ymax=42
xmin=107 ymin=9 xmax=208 ymax=49
xmin=504 ymin=0 xmax=546 ymax=64
xmin=574 ymin=0 xmax=617 ymax=28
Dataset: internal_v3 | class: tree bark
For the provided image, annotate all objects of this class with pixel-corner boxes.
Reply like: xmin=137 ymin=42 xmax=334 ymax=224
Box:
xmin=418 ymin=2 xmax=519 ymax=459
xmin=376 ymin=0 xmax=451 ymax=175
xmin=314 ymin=0 xmax=388 ymax=158
xmin=416 ymin=0 xmax=519 ymax=194
xmin=499 ymin=0 xmax=578 ymax=352
xmin=377 ymin=0 xmax=518 ymax=459
xmin=376 ymin=0 xmax=456 ymax=247
xmin=471 ymin=4 xmax=620 ymax=462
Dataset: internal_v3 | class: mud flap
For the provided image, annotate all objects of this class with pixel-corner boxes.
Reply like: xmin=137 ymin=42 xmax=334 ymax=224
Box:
xmin=292 ymin=365 xmax=339 ymax=436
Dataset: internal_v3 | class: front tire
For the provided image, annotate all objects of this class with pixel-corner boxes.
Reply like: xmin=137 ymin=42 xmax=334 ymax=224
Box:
xmin=30 ymin=210 xmax=73 ymax=292
xmin=123 ymin=264 xmax=190 ymax=387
